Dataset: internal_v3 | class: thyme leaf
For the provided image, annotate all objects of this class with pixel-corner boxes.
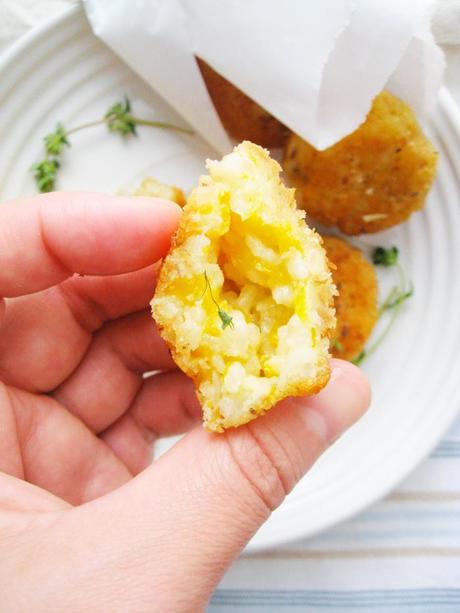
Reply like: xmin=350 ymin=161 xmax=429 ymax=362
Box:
xmin=203 ymin=272 xmax=234 ymax=330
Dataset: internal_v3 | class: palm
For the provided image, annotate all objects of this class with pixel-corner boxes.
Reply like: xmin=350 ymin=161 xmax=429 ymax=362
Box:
xmin=0 ymin=193 xmax=198 ymax=511
xmin=0 ymin=193 xmax=369 ymax=613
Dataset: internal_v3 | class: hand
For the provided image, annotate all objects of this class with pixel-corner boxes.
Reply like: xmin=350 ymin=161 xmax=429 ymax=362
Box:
xmin=0 ymin=192 xmax=370 ymax=612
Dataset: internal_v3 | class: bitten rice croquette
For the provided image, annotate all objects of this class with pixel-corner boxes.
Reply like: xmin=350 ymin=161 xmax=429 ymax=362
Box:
xmin=283 ymin=91 xmax=438 ymax=235
xmin=197 ymin=58 xmax=289 ymax=148
xmin=151 ymin=141 xmax=336 ymax=432
xmin=323 ymin=236 xmax=378 ymax=361
xmin=132 ymin=176 xmax=186 ymax=207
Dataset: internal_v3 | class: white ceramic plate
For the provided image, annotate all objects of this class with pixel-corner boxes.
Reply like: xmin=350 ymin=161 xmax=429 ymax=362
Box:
xmin=1 ymin=5 xmax=460 ymax=552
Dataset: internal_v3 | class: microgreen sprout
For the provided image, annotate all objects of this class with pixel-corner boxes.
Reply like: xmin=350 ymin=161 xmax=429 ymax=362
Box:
xmin=351 ymin=351 xmax=366 ymax=366
xmin=32 ymin=96 xmax=193 ymax=192
xmin=218 ymin=309 xmax=234 ymax=330
xmin=352 ymin=245 xmax=413 ymax=365
xmin=202 ymin=272 xmax=234 ymax=330
xmin=331 ymin=338 xmax=344 ymax=353
xmin=380 ymin=284 xmax=414 ymax=313
xmin=372 ymin=246 xmax=399 ymax=267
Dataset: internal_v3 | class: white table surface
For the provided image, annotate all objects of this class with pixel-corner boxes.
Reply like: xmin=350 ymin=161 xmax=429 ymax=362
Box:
xmin=2 ymin=2 xmax=460 ymax=611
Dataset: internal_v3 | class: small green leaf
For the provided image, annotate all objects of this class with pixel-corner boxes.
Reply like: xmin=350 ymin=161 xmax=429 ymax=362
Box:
xmin=32 ymin=158 xmax=60 ymax=192
xmin=104 ymin=96 xmax=137 ymax=136
xmin=202 ymin=272 xmax=234 ymax=331
xmin=372 ymin=246 xmax=399 ymax=267
xmin=218 ymin=309 xmax=234 ymax=330
xmin=44 ymin=123 xmax=69 ymax=156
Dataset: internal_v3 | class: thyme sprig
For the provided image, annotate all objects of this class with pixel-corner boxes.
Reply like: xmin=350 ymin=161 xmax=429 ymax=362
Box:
xmin=32 ymin=95 xmax=193 ymax=192
xmin=202 ymin=272 xmax=234 ymax=330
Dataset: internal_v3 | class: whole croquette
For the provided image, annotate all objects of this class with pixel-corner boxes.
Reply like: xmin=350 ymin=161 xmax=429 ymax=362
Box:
xmin=323 ymin=236 xmax=378 ymax=361
xmin=283 ymin=91 xmax=438 ymax=235
xmin=197 ymin=58 xmax=289 ymax=149
xmin=151 ymin=142 xmax=336 ymax=432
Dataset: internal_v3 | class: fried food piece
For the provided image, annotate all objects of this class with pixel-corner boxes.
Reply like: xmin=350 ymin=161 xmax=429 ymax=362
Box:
xmin=197 ymin=58 xmax=289 ymax=148
xmin=323 ymin=236 xmax=378 ymax=361
xmin=152 ymin=141 xmax=336 ymax=432
xmin=283 ymin=91 xmax=438 ymax=235
xmin=132 ymin=177 xmax=186 ymax=207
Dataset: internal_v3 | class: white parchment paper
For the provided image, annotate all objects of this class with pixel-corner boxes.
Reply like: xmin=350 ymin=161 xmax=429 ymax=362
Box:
xmin=83 ymin=0 xmax=445 ymax=153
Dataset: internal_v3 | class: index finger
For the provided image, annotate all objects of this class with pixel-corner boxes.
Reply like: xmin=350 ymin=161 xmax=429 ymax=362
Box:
xmin=0 ymin=192 xmax=181 ymax=297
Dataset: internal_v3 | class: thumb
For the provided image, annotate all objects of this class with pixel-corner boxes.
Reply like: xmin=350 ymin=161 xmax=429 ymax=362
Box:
xmin=31 ymin=360 xmax=369 ymax=612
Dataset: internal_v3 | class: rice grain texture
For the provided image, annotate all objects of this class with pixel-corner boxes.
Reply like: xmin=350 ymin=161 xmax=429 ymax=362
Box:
xmin=152 ymin=142 xmax=336 ymax=432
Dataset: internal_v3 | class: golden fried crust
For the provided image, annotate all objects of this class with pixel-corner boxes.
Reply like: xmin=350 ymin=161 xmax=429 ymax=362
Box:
xmin=152 ymin=142 xmax=336 ymax=432
xmin=283 ymin=91 xmax=438 ymax=235
xmin=196 ymin=363 xmax=331 ymax=432
xmin=197 ymin=58 xmax=289 ymax=149
xmin=132 ymin=177 xmax=186 ymax=207
xmin=323 ymin=236 xmax=378 ymax=361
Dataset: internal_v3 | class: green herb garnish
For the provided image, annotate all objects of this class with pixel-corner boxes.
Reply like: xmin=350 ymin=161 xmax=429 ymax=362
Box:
xmin=352 ymin=245 xmax=413 ymax=365
xmin=380 ymin=284 xmax=414 ymax=312
xmin=44 ymin=123 xmax=69 ymax=155
xmin=104 ymin=96 xmax=137 ymax=135
xmin=372 ymin=245 xmax=399 ymax=267
xmin=32 ymin=95 xmax=193 ymax=192
xmin=32 ymin=158 xmax=61 ymax=193
xmin=202 ymin=272 xmax=234 ymax=330
xmin=331 ymin=338 xmax=344 ymax=353
xmin=351 ymin=351 xmax=366 ymax=366
xmin=218 ymin=309 xmax=234 ymax=330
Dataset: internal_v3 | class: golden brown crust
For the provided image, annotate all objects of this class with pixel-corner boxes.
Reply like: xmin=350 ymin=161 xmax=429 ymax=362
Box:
xmin=195 ymin=364 xmax=331 ymax=432
xmin=132 ymin=177 xmax=186 ymax=207
xmin=283 ymin=91 xmax=438 ymax=235
xmin=197 ymin=58 xmax=289 ymax=149
xmin=323 ymin=236 xmax=378 ymax=360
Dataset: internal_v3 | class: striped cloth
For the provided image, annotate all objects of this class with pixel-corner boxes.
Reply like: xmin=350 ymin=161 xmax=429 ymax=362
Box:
xmin=209 ymin=415 xmax=460 ymax=611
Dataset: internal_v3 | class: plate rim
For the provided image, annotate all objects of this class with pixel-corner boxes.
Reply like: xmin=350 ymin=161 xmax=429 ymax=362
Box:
xmin=0 ymin=4 xmax=83 ymax=74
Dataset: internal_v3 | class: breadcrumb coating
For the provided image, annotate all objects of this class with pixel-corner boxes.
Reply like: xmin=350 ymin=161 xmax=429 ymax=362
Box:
xmin=197 ymin=58 xmax=289 ymax=148
xmin=283 ymin=91 xmax=438 ymax=235
xmin=132 ymin=176 xmax=186 ymax=207
xmin=323 ymin=236 xmax=378 ymax=361
xmin=152 ymin=141 xmax=336 ymax=432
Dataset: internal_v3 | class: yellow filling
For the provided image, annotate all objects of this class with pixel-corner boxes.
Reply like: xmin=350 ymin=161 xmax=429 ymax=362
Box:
xmin=152 ymin=142 xmax=336 ymax=431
